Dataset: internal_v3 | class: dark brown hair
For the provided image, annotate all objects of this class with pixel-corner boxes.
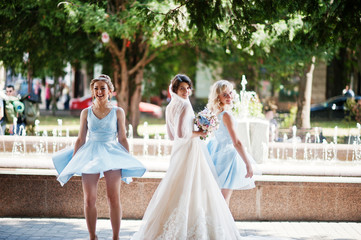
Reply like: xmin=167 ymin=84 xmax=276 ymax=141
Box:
xmin=171 ymin=74 xmax=192 ymax=93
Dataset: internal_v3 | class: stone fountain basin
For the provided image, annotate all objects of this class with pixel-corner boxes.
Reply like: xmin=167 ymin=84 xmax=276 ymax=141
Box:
xmin=1 ymin=137 xmax=361 ymax=221
xmin=1 ymin=153 xmax=360 ymax=178
xmin=268 ymin=142 xmax=360 ymax=161
xmin=1 ymin=135 xmax=361 ymax=177
xmin=0 ymin=135 xmax=172 ymax=156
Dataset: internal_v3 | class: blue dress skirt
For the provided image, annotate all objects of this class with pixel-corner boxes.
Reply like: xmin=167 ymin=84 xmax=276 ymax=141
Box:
xmin=207 ymin=111 xmax=255 ymax=190
xmin=52 ymin=106 xmax=146 ymax=186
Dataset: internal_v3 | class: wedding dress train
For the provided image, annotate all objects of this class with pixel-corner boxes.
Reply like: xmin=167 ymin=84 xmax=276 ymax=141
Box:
xmin=132 ymin=87 xmax=241 ymax=240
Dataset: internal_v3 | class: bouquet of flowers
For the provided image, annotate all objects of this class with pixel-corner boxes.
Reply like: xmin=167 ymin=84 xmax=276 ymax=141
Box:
xmin=194 ymin=108 xmax=219 ymax=140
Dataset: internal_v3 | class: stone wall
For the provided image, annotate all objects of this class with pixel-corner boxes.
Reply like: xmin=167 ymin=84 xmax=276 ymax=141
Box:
xmin=1 ymin=172 xmax=360 ymax=221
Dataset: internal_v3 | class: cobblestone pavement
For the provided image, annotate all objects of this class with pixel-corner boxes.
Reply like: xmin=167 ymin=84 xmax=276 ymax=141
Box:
xmin=0 ymin=218 xmax=360 ymax=240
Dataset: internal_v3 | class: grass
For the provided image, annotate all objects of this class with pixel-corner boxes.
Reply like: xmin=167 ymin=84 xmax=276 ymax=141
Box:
xmin=38 ymin=114 xmax=80 ymax=126
xmin=37 ymin=113 xmax=360 ymax=139
xmin=311 ymin=120 xmax=359 ymax=129
xmin=37 ymin=114 xmax=166 ymax=137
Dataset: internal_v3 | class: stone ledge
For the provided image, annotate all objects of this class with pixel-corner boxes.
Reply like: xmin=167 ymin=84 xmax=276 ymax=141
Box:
xmin=1 ymin=170 xmax=360 ymax=221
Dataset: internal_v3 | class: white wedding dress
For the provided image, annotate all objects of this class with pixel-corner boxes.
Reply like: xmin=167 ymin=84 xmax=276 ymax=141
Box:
xmin=132 ymin=88 xmax=241 ymax=240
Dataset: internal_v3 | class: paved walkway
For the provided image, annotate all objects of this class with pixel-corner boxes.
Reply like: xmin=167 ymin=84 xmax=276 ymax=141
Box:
xmin=0 ymin=218 xmax=360 ymax=240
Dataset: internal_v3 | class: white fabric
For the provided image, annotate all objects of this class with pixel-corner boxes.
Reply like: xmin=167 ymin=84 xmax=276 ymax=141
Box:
xmin=132 ymin=86 xmax=241 ymax=240
xmin=165 ymin=86 xmax=193 ymax=143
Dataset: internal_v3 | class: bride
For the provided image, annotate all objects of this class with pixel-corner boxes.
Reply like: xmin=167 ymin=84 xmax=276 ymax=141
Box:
xmin=132 ymin=74 xmax=241 ymax=240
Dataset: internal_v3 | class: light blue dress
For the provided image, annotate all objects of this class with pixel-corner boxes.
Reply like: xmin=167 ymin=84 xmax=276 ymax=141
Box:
xmin=52 ymin=106 xmax=146 ymax=186
xmin=207 ymin=111 xmax=255 ymax=190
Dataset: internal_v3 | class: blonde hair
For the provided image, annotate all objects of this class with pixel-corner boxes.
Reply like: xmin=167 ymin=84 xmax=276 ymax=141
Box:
xmin=90 ymin=74 xmax=114 ymax=95
xmin=207 ymin=80 xmax=233 ymax=114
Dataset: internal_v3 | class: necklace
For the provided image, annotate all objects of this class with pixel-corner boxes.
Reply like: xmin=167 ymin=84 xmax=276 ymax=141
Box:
xmin=92 ymin=103 xmax=112 ymax=119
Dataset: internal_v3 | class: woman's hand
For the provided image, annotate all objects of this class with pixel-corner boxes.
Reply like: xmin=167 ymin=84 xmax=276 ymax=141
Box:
xmin=245 ymin=163 xmax=254 ymax=178
xmin=192 ymin=130 xmax=207 ymax=139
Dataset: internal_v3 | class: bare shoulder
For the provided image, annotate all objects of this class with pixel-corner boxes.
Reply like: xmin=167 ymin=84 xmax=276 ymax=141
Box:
xmin=80 ymin=108 xmax=89 ymax=119
xmin=115 ymin=107 xmax=125 ymax=117
xmin=223 ymin=111 xmax=233 ymax=120
xmin=222 ymin=111 xmax=234 ymax=125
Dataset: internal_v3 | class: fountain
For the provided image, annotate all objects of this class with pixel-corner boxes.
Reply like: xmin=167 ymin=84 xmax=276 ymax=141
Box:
xmin=233 ymin=75 xmax=269 ymax=163
xmin=142 ymin=121 xmax=149 ymax=157
xmin=0 ymin=90 xmax=360 ymax=176
xmin=226 ymin=75 xmax=361 ymax=177
xmin=128 ymin=124 xmax=134 ymax=154
xmin=1 ymin=113 xmax=361 ymax=222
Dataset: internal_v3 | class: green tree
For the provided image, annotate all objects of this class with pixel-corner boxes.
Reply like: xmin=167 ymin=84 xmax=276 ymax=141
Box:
xmin=57 ymin=0 xmax=201 ymax=135
xmin=148 ymin=0 xmax=361 ymax=128
xmin=0 ymin=0 xmax=99 ymax=116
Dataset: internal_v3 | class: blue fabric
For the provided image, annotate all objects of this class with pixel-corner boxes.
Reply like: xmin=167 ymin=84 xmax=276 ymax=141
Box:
xmin=207 ymin=111 xmax=255 ymax=190
xmin=52 ymin=106 xmax=146 ymax=186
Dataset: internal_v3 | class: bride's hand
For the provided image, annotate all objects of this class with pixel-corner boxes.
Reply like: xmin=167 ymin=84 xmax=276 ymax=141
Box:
xmin=192 ymin=130 xmax=207 ymax=138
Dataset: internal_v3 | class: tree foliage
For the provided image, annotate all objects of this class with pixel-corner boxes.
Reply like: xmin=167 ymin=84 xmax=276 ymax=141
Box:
xmin=148 ymin=0 xmax=361 ymax=127
xmin=0 ymin=0 xmax=97 ymax=78
xmin=1 ymin=0 xmax=360 ymax=131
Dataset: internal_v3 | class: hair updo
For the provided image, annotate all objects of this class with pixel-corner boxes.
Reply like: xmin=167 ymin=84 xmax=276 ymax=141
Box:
xmin=90 ymin=74 xmax=114 ymax=92
xmin=171 ymin=74 xmax=192 ymax=93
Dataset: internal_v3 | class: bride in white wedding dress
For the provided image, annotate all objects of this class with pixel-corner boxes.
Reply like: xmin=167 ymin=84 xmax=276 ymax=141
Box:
xmin=132 ymin=74 xmax=241 ymax=240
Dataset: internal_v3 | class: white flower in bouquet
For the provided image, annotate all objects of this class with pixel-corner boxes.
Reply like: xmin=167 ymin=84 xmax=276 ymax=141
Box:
xmin=194 ymin=108 xmax=219 ymax=140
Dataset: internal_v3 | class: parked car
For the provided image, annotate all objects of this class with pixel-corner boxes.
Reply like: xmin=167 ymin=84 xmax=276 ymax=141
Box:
xmin=70 ymin=95 xmax=162 ymax=118
xmin=310 ymin=95 xmax=361 ymax=119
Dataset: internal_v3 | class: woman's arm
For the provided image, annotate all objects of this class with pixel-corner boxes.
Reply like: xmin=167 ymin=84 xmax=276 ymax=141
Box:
xmin=72 ymin=109 xmax=88 ymax=157
xmin=177 ymin=105 xmax=207 ymax=139
xmin=223 ymin=112 xmax=253 ymax=178
xmin=116 ymin=107 xmax=130 ymax=152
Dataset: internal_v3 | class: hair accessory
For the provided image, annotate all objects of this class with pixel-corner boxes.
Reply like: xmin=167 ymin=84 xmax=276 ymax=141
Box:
xmin=177 ymin=75 xmax=182 ymax=82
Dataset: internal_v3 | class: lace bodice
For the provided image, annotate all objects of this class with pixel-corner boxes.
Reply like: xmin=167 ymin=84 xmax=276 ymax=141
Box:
xmin=165 ymin=87 xmax=194 ymax=142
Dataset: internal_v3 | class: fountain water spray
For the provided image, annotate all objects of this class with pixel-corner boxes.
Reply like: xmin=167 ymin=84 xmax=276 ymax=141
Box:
xmin=128 ymin=124 xmax=134 ymax=155
xmin=143 ymin=122 xmax=149 ymax=157
xmin=282 ymin=133 xmax=288 ymax=160
xmin=292 ymin=125 xmax=297 ymax=160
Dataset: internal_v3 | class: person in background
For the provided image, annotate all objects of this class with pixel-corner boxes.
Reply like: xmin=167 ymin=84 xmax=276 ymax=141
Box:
xmin=34 ymin=80 xmax=42 ymax=103
xmin=62 ymin=84 xmax=70 ymax=110
xmin=6 ymin=85 xmax=16 ymax=97
xmin=45 ymin=82 xmax=52 ymax=110
xmin=0 ymin=93 xmax=5 ymax=135
xmin=6 ymin=85 xmax=25 ymax=135
xmin=343 ymin=85 xmax=355 ymax=97
xmin=264 ymin=100 xmax=279 ymax=142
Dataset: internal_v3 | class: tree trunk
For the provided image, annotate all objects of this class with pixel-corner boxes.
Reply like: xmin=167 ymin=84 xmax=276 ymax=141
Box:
xmin=107 ymin=33 xmax=162 ymax=135
xmin=296 ymin=56 xmax=316 ymax=128
xmin=129 ymin=69 xmax=143 ymax=137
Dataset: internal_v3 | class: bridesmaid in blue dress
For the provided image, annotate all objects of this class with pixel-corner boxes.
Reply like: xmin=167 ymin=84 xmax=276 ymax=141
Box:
xmin=207 ymin=80 xmax=255 ymax=205
xmin=52 ymin=74 xmax=146 ymax=240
